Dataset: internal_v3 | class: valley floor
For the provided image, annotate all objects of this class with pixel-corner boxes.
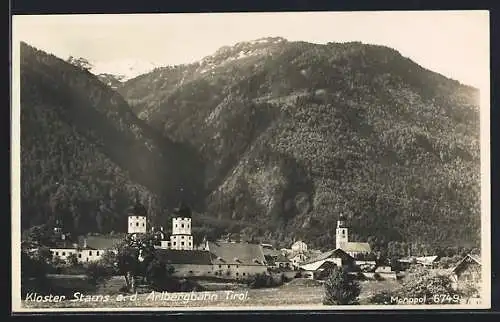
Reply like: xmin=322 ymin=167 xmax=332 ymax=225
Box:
xmin=21 ymin=278 xmax=401 ymax=309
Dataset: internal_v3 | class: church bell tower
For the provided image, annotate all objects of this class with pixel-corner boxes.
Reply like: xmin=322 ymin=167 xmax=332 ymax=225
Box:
xmin=335 ymin=214 xmax=349 ymax=249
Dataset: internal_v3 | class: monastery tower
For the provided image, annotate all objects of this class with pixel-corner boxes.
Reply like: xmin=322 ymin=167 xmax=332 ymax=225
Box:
xmin=128 ymin=200 xmax=148 ymax=234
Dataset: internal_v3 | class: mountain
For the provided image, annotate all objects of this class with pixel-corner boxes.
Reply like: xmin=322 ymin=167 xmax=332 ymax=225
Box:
xmin=95 ymin=73 xmax=125 ymax=90
xmin=66 ymin=56 xmax=126 ymax=90
xmin=118 ymin=37 xmax=481 ymax=249
xmin=19 ymin=42 xmax=206 ymax=236
xmin=91 ymin=59 xmax=159 ymax=81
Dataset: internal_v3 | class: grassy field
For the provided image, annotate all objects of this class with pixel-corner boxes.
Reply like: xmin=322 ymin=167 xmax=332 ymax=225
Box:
xmin=21 ymin=278 xmax=402 ymax=309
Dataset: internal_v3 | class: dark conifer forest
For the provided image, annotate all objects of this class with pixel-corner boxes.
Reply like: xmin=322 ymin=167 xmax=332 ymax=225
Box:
xmin=19 ymin=38 xmax=481 ymax=252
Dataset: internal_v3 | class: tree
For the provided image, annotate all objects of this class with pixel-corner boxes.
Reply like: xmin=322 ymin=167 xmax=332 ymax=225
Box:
xmin=323 ymin=267 xmax=361 ymax=305
xmin=21 ymin=250 xmax=49 ymax=294
xmin=144 ymin=257 xmax=174 ymax=291
xmin=370 ymin=270 xmax=462 ymax=305
xmin=115 ymin=233 xmax=159 ymax=293
xmin=460 ymin=281 xmax=479 ymax=304
xmin=67 ymin=253 xmax=79 ymax=266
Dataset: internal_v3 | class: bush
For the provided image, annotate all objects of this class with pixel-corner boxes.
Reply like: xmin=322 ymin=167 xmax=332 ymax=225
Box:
xmin=85 ymin=262 xmax=113 ymax=286
xmin=247 ymin=273 xmax=282 ymax=289
xmin=323 ymin=267 xmax=361 ymax=305
xmin=370 ymin=271 xmax=461 ymax=305
xmin=369 ymin=290 xmax=394 ymax=304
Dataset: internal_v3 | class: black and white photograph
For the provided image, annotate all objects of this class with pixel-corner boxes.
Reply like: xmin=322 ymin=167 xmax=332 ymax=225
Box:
xmin=11 ymin=11 xmax=491 ymax=311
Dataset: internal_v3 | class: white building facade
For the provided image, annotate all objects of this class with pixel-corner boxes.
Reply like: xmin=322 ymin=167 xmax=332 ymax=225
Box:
xmin=128 ymin=215 xmax=147 ymax=234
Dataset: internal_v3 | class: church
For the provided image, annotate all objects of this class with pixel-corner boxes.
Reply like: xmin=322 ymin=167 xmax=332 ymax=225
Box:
xmin=335 ymin=214 xmax=371 ymax=257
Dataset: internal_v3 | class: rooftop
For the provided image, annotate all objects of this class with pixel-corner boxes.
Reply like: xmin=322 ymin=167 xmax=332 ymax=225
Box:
xmin=155 ymin=249 xmax=214 ymax=265
xmin=341 ymin=242 xmax=372 ymax=253
xmin=302 ymin=248 xmax=352 ymax=265
xmin=78 ymin=235 xmax=124 ymax=250
xmin=207 ymin=241 xmax=266 ymax=266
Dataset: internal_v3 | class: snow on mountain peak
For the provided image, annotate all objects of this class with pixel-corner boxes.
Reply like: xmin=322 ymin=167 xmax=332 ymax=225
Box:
xmin=90 ymin=59 xmax=159 ymax=81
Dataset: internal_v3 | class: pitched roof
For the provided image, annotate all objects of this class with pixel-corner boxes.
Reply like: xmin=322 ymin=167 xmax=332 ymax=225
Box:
xmin=302 ymin=248 xmax=352 ymax=265
xmin=173 ymin=202 xmax=192 ymax=218
xmin=470 ymin=254 xmax=481 ymax=263
xmin=416 ymin=255 xmax=439 ymax=265
xmin=207 ymin=241 xmax=266 ymax=266
xmin=342 ymin=242 xmax=371 ymax=253
xmin=262 ymin=248 xmax=282 ymax=257
xmin=452 ymin=254 xmax=482 ymax=274
xmin=155 ymin=249 xmax=213 ymax=265
xmin=78 ymin=236 xmax=124 ymax=250
xmin=301 ymin=258 xmax=340 ymax=271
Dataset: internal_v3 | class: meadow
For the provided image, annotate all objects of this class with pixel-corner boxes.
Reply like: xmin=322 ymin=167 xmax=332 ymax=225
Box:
xmin=21 ymin=277 xmax=401 ymax=309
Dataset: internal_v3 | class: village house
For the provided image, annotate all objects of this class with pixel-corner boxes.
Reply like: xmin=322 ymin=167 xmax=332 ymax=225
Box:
xmin=155 ymin=249 xmax=214 ymax=277
xmin=207 ymin=241 xmax=268 ymax=278
xmin=50 ymin=235 xmax=123 ymax=263
xmin=149 ymin=204 xmax=268 ymax=280
xmin=398 ymin=255 xmax=440 ymax=270
xmin=291 ymin=240 xmax=308 ymax=253
xmin=356 ymin=260 xmax=377 ymax=272
xmin=289 ymin=253 xmax=308 ymax=268
xmin=450 ymin=254 xmax=482 ymax=291
xmin=415 ymin=255 xmax=440 ymax=268
xmin=299 ymin=248 xmax=356 ymax=278
xmin=335 ymin=215 xmax=371 ymax=257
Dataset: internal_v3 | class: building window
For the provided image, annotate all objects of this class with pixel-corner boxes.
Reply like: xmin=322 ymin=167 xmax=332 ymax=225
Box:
xmin=56 ymin=252 xmax=59 ymax=256
xmin=189 ymin=242 xmax=192 ymax=246
xmin=86 ymin=258 xmax=89 ymax=262
xmin=181 ymin=224 xmax=184 ymax=228
xmin=219 ymin=265 xmax=221 ymax=268
xmin=236 ymin=272 xmax=239 ymax=276
xmin=181 ymin=236 xmax=184 ymax=239
xmin=89 ymin=251 xmax=93 ymax=256
xmin=62 ymin=252 xmax=66 ymax=256
xmin=142 ymin=223 xmax=145 ymax=227
xmin=243 ymin=273 xmax=246 ymax=276
xmin=173 ymin=242 xmax=176 ymax=246
xmin=78 ymin=254 xmax=82 ymax=258
xmin=181 ymin=242 xmax=185 ymax=246
xmin=136 ymin=222 xmax=139 ymax=227
xmin=96 ymin=251 xmax=100 ymax=256
xmin=175 ymin=224 xmax=177 ymax=228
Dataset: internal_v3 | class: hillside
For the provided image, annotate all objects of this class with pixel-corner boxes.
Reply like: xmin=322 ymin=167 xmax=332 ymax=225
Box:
xmin=19 ymin=42 xmax=206 ymax=236
xmin=118 ymin=37 xmax=481 ymax=249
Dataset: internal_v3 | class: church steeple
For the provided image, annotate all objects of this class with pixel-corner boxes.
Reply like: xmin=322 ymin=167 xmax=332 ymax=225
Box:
xmin=336 ymin=213 xmax=349 ymax=249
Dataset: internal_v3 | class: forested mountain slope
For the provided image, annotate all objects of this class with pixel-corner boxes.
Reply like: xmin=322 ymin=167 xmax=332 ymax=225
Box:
xmin=118 ymin=38 xmax=481 ymax=249
xmin=20 ymin=42 xmax=205 ymax=236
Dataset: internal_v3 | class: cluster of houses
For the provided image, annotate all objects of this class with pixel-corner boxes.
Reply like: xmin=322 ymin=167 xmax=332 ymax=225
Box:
xmin=36 ymin=203 xmax=482 ymax=292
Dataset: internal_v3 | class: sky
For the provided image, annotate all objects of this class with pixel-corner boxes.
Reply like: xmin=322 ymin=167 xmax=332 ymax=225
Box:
xmin=12 ymin=11 xmax=489 ymax=89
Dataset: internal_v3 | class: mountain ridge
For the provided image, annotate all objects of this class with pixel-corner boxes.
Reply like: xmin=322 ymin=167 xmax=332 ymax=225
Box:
xmin=20 ymin=42 xmax=206 ymax=235
xmin=118 ymin=38 xmax=480 ymax=249
xmin=19 ymin=38 xmax=481 ymax=250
